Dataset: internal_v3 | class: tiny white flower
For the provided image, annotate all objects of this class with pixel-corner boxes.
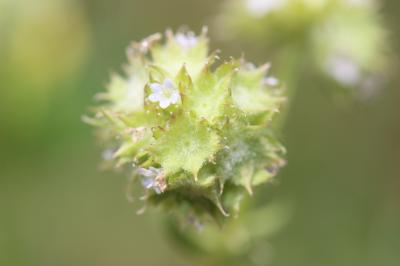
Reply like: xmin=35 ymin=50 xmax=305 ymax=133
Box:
xmin=148 ymin=79 xmax=181 ymax=109
xmin=264 ymin=76 xmax=279 ymax=86
xmin=175 ymin=32 xmax=198 ymax=50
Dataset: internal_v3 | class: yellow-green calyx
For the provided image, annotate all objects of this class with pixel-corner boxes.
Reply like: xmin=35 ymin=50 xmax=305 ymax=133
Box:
xmin=85 ymin=28 xmax=286 ymax=225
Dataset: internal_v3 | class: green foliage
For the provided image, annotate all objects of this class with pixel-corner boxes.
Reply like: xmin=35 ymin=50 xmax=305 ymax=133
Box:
xmin=86 ymin=28 xmax=286 ymax=225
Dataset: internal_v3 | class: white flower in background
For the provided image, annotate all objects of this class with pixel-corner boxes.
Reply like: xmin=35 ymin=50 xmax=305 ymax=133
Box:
xmin=245 ymin=0 xmax=287 ymax=17
xmin=148 ymin=79 xmax=181 ymax=109
xmin=137 ymin=167 xmax=166 ymax=194
xmin=326 ymin=56 xmax=361 ymax=86
xmin=175 ymin=32 xmax=198 ymax=50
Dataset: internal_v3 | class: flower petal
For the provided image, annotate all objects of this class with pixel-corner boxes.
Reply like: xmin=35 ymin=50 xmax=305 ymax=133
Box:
xmin=163 ymin=79 xmax=175 ymax=89
xmin=159 ymin=98 xmax=171 ymax=109
xmin=150 ymin=83 xmax=163 ymax=93
xmin=170 ymin=91 xmax=181 ymax=104
xmin=264 ymin=76 xmax=279 ymax=86
xmin=148 ymin=93 xmax=160 ymax=102
xmin=141 ymin=176 xmax=155 ymax=189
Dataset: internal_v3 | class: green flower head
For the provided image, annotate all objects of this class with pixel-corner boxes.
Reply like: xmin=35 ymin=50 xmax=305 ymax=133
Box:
xmin=85 ymin=28 xmax=286 ymax=225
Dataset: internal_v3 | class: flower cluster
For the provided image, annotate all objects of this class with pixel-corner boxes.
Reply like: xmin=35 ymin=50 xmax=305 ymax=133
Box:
xmin=85 ymin=28 xmax=286 ymax=224
xmin=217 ymin=0 xmax=389 ymax=97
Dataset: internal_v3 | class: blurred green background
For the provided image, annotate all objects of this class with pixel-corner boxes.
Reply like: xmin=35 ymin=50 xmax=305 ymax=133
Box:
xmin=0 ymin=0 xmax=399 ymax=265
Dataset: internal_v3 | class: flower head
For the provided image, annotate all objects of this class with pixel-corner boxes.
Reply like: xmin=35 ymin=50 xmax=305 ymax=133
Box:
xmin=86 ymin=29 xmax=286 ymax=226
xmin=148 ymin=79 xmax=181 ymax=109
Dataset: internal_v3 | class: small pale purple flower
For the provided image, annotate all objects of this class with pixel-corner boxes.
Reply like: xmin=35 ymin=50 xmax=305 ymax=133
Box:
xmin=137 ymin=167 xmax=167 ymax=194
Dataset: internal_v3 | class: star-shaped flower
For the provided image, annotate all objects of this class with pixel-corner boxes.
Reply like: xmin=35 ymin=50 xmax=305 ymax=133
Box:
xmin=148 ymin=79 xmax=181 ymax=109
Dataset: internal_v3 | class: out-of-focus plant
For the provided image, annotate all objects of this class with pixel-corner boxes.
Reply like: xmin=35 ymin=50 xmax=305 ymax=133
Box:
xmin=85 ymin=28 xmax=286 ymax=227
xmin=166 ymin=200 xmax=291 ymax=266
xmin=216 ymin=0 xmax=390 ymax=100
xmin=0 ymin=0 xmax=90 ymax=138
xmin=1 ymin=0 xmax=89 ymax=88
xmin=204 ymin=1 xmax=392 ymax=264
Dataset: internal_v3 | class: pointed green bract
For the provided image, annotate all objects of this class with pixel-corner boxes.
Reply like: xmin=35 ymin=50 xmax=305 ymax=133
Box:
xmin=98 ymin=56 xmax=148 ymax=112
xmin=184 ymin=63 xmax=235 ymax=123
xmin=151 ymin=29 xmax=209 ymax=80
xmin=154 ymin=114 xmax=220 ymax=177
xmin=232 ymin=64 xmax=284 ymax=116
xmin=86 ymin=28 xmax=286 ymax=225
